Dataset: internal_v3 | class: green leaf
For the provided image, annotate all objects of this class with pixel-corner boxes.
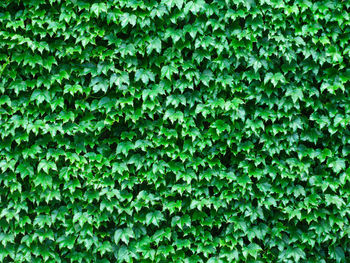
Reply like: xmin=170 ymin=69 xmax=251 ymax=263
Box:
xmin=325 ymin=194 xmax=345 ymax=209
xmin=0 ymin=95 xmax=11 ymax=106
xmin=114 ymin=228 xmax=134 ymax=245
xmin=135 ymin=69 xmax=155 ymax=84
xmin=115 ymin=245 xmax=129 ymax=262
xmin=243 ymin=243 xmax=262 ymax=259
xmin=37 ymin=159 xmax=57 ymax=174
xmin=146 ymin=211 xmax=165 ymax=226
xmin=161 ymin=65 xmax=178 ymax=80
xmin=285 ymin=87 xmax=304 ymax=103
xmin=91 ymin=3 xmax=107 ymax=17
xmin=285 ymin=247 xmax=306 ymax=262
xmin=16 ymin=162 xmax=34 ymax=178
xmin=334 ymin=247 xmax=345 ymax=263
xmin=147 ymin=38 xmax=162 ymax=54
xmin=211 ymin=120 xmax=231 ymax=134
xmin=120 ymin=13 xmax=137 ymax=27
xmin=329 ymin=158 xmax=346 ymax=173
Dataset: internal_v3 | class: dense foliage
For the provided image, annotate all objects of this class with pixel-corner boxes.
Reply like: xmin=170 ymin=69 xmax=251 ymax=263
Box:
xmin=1 ymin=0 xmax=350 ymax=262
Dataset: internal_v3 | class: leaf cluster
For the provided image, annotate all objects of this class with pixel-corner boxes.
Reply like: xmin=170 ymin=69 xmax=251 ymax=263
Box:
xmin=1 ymin=0 xmax=350 ymax=262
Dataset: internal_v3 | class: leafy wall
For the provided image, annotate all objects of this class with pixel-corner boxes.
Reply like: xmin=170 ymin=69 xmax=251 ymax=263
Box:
xmin=1 ymin=0 xmax=350 ymax=262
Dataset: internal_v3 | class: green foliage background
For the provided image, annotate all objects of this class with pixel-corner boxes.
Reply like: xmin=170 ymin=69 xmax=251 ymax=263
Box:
xmin=1 ymin=0 xmax=350 ymax=262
